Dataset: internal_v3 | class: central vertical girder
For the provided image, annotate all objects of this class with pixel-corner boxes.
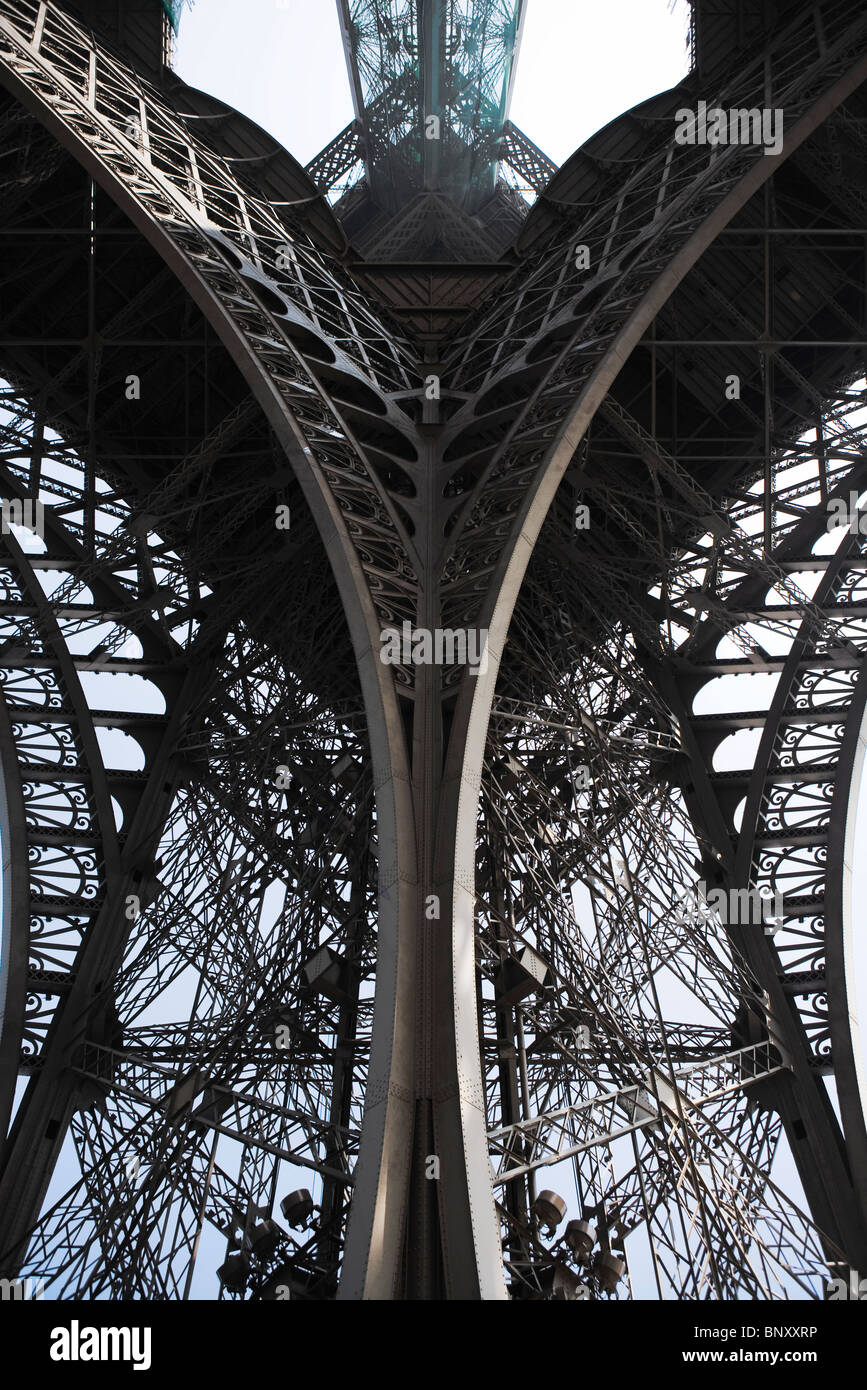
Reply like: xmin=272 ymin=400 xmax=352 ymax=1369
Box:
xmin=337 ymin=0 xmax=526 ymax=212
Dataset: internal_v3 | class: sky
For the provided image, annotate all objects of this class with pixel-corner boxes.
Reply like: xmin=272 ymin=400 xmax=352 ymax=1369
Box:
xmin=174 ymin=0 xmax=692 ymax=170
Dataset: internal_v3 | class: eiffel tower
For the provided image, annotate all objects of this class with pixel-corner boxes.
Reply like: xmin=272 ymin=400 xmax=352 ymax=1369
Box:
xmin=0 ymin=0 xmax=866 ymax=1302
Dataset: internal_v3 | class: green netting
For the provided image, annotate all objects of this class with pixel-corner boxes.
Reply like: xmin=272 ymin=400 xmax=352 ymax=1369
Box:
xmin=161 ymin=0 xmax=193 ymax=34
xmin=345 ymin=0 xmax=524 ymax=213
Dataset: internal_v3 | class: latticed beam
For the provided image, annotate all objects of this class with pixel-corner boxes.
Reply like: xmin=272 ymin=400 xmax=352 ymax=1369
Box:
xmin=337 ymin=0 xmax=527 ymax=212
xmin=499 ymin=119 xmax=557 ymax=192
xmin=304 ymin=120 xmax=363 ymax=193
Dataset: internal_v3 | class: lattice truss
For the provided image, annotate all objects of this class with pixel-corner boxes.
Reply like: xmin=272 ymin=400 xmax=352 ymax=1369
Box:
xmin=0 ymin=0 xmax=866 ymax=1302
xmin=435 ymin=0 xmax=867 ymax=644
xmin=0 ymin=376 xmax=376 ymax=1299
xmin=11 ymin=386 xmax=861 ymax=1301
xmin=470 ymin=385 xmax=867 ymax=1299
xmin=341 ymin=0 xmax=522 ymax=187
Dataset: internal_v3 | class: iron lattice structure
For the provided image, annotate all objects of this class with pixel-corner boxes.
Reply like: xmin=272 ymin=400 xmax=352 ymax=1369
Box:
xmin=0 ymin=0 xmax=865 ymax=1301
xmin=337 ymin=0 xmax=524 ymax=210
